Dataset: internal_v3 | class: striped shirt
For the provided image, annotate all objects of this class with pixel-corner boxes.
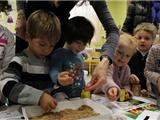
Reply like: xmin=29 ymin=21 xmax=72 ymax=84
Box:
xmin=0 ymin=49 xmax=53 ymax=105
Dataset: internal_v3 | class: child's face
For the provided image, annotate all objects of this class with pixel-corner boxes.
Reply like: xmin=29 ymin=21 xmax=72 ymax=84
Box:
xmin=28 ymin=38 xmax=55 ymax=59
xmin=68 ymin=40 xmax=86 ymax=54
xmin=114 ymin=44 xmax=133 ymax=67
xmin=135 ymin=30 xmax=154 ymax=52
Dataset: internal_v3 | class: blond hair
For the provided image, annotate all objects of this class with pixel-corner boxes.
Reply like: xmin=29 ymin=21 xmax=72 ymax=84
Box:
xmin=118 ymin=33 xmax=137 ymax=54
xmin=26 ymin=10 xmax=61 ymax=44
xmin=133 ymin=22 xmax=157 ymax=40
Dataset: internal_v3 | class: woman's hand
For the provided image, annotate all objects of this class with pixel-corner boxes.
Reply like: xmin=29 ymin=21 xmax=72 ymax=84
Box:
xmin=86 ymin=58 xmax=108 ymax=91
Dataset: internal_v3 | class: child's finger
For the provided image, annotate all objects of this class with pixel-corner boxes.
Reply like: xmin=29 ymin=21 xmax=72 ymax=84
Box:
xmin=112 ymin=88 xmax=118 ymax=96
xmin=48 ymin=100 xmax=57 ymax=112
xmin=132 ymin=75 xmax=139 ymax=84
xmin=108 ymin=88 xmax=117 ymax=100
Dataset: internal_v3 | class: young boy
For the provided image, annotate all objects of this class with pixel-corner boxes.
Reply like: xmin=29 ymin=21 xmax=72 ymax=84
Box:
xmin=0 ymin=10 xmax=61 ymax=112
xmin=49 ymin=16 xmax=94 ymax=99
xmin=96 ymin=34 xmax=137 ymax=101
xmin=128 ymin=23 xmax=157 ymax=90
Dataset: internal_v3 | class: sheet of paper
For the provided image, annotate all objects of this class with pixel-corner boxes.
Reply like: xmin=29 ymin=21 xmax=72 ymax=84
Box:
xmin=0 ymin=105 xmax=23 ymax=120
xmin=136 ymin=110 xmax=160 ymax=120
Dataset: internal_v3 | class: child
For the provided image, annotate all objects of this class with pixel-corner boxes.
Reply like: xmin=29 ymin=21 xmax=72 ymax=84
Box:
xmin=49 ymin=16 xmax=94 ymax=99
xmin=0 ymin=0 xmax=15 ymax=105
xmin=97 ymin=33 xmax=137 ymax=101
xmin=0 ymin=10 xmax=61 ymax=112
xmin=50 ymin=16 xmax=120 ymax=101
xmin=144 ymin=44 xmax=160 ymax=97
xmin=128 ymin=23 xmax=157 ymax=91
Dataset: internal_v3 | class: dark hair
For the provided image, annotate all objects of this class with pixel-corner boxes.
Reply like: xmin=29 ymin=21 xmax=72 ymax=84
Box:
xmin=0 ymin=0 xmax=12 ymax=15
xmin=62 ymin=16 xmax=94 ymax=44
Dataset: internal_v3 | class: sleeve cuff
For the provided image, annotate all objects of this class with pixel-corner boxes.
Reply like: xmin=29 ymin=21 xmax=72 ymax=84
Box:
xmin=100 ymin=55 xmax=112 ymax=65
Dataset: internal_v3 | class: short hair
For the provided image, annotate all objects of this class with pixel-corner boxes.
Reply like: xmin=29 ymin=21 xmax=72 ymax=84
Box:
xmin=133 ymin=22 xmax=157 ymax=40
xmin=118 ymin=33 xmax=137 ymax=54
xmin=26 ymin=10 xmax=61 ymax=44
xmin=62 ymin=16 xmax=94 ymax=44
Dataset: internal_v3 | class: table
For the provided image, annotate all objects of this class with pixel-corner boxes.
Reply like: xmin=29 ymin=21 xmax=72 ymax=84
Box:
xmin=92 ymin=94 xmax=160 ymax=120
xmin=0 ymin=95 xmax=159 ymax=120
xmin=0 ymin=105 xmax=23 ymax=120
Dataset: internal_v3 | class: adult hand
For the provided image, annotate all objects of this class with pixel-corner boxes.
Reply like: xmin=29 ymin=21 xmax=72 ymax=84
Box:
xmin=58 ymin=71 xmax=74 ymax=86
xmin=107 ymin=87 xmax=118 ymax=101
xmin=86 ymin=58 xmax=109 ymax=91
xmin=39 ymin=92 xmax=57 ymax=112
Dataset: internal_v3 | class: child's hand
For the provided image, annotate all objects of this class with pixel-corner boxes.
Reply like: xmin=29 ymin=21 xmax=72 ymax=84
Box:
xmin=140 ymin=89 xmax=150 ymax=97
xmin=107 ymin=87 xmax=118 ymax=101
xmin=130 ymin=74 xmax=140 ymax=84
xmin=125 ymin=91 xmax=130 ymax=100
xmin=39 ymin=92 xmax=57 ymax=112
xmin=58 ymin=71 xmax=74 ymax=86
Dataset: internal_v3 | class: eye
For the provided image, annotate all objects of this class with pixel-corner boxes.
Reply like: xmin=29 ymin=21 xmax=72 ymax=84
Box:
xmin=137 ymin=36 xmax=151 ymax=41
xmin=126 ymin=54 xmax=131 ymax=58
xmin=144 ymin=36 xmax=151 ymax=41
xmin=117 ymin=50 xmax=122 ymax=55
xmin=39 ymin=42 xmax=46 ymax=47
xmin=138 ymin=36 xmax=142 ymax=40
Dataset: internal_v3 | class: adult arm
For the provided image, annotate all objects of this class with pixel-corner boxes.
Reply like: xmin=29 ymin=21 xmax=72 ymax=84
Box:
xmin=86 ymin=1 xmax=119 ymax=91
xmin=91 ymin=0 xmax=119 ymax=61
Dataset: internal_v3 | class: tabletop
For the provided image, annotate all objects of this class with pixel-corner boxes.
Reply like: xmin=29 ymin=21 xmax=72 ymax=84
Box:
xmin=0 ymin=95 xmax=159 ymax=120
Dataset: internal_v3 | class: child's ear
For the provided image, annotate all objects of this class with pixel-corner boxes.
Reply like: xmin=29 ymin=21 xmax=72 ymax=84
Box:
xmin=25 ymin=32 xmax=31 ymax=42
